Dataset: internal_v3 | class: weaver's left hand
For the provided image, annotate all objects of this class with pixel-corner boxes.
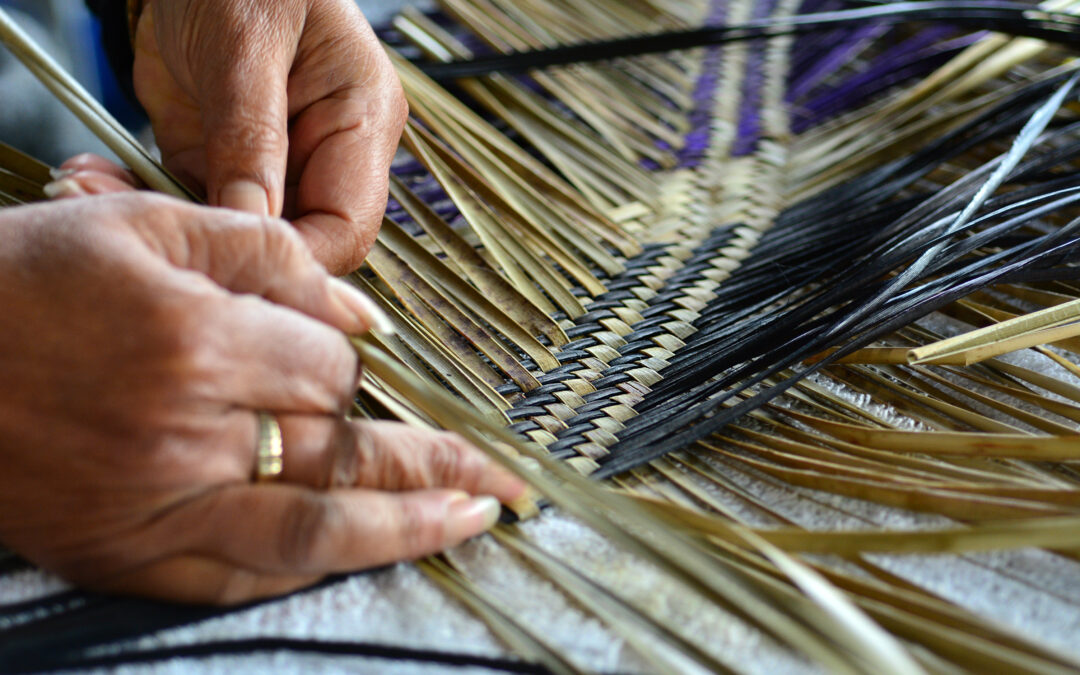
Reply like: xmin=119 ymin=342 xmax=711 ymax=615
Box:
xmin=130 ymin=0 xmax=407 ymax=275
xmin=1 ymin=193 xmax=527 ymax=604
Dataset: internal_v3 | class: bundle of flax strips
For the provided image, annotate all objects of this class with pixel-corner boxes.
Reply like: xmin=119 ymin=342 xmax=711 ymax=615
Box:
xmin=6 ymin=0 xmax=1080 ymax=672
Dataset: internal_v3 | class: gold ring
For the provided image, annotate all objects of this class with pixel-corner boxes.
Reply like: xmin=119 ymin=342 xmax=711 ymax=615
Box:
xmin=254 ymin=412 xmax=284 ymax=482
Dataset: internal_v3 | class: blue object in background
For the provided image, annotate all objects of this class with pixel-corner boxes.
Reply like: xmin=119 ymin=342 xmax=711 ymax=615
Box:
xmin=0 ymin=0 xmax=144 ymax=127
xmin=86 ymin=13 xmax=147 ymax=129
xmin=0 ymin=1 xmax=130 ymax=162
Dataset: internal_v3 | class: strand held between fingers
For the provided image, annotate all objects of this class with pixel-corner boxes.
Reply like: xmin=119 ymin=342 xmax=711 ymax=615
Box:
xmin=328 ymin=278 xmax=396 ymax=336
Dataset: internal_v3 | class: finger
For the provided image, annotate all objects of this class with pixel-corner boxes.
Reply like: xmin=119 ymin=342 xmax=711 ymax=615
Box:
xmin=44 ymin=171 xmax=138 ymax=199
xmin=191 ymin=12 xmax=297 ymax=218
xmin=130 ymin=9 xmax=208 ymax=198
xmin=283 ymin=7 xmax=406 ymax=274
xmin=181 ymin=484 xmax=501 ymax=575
xmin=206 ymin=297 xmax=359 ymax=414
xmin=271 ymin=416 xmax=528 ymax=502
xmin=59 ymin=153 xmax=141 ymax=187
xmin=288 ymin=84 xmax=407 ymax=274
xmin=272 ymin=414 xmax=356 ymax=488
xmin=97 ymin=554 xmax=319 ymax=605
xmin=130 ymin=196 xmax=393 ymax=336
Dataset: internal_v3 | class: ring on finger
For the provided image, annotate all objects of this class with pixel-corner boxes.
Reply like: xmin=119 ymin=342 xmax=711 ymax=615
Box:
xmin=254 ymin=411 xmax=284 ymax=482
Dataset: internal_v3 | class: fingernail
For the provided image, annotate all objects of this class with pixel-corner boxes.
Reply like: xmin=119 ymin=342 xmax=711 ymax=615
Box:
xmin=219 ymin=180 xmax=269 ymax=216
xmin=329 ymin=278 xmax=396 ymax=335
xmin=43 ymin=178 xmax=87 ymax=199
xmin=49 ymin=168 xmax=76 ymax=181
xmin=444 ymin=495 xmax=501 ymax=545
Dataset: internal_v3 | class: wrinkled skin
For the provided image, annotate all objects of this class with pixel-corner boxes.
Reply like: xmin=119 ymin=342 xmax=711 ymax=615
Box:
xmin=132 ymin=0 xmax=407 ymax=274
xmin=0 ymin=194 xmax=524 ymax=604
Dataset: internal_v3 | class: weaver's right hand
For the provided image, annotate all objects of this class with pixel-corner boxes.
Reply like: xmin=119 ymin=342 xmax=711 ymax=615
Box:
xmin=0 ymin=193 xmax=525 ymax=604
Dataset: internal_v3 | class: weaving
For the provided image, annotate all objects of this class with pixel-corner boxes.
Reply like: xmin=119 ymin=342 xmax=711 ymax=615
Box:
xmin=4 ymin=0 xmax=1080 ymax=672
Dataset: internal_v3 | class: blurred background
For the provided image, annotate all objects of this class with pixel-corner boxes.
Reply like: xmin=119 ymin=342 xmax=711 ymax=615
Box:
xmin=0 ymin=0 xmax=429 ymax=165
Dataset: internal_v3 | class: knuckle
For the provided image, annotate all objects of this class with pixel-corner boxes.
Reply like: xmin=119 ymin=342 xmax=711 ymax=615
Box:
xmin=124 ymin=191 xmax=178 ymax=216
xmin=331 ymin=230 xmax=372 ymax=277
xmin=430 ymin=432 xmax=482 ymax=488
xmin=349 ymin=54 xmax=408 ymax=134
xmin=338 ymin=77 xmax=407 ymax=142
xmin=207 ymin=108 xmax=287 ymax=165
xmin=296 ymin=330 xmax=357 ymax=413
xmin=261 ymin=217 xmax=312 ymax=270
xmin=385 ymin=82 xmax=409 ymax=131
xmin=276 ymin=493 xmax=340 ymax=572
xmin=332 ymin=336 xmax=359 ymax=402
xmin=157 ymin=302 xmax=223 ymax=388
xmin=352 ymin=421 xmax=378 ymax=476
xmin=394 ymin=498 xmax=441 ymax=557
xmin=326 ymin=419 xmax=360 ymax=488
xmin=357 ymin=424 xmax=409 ymax=490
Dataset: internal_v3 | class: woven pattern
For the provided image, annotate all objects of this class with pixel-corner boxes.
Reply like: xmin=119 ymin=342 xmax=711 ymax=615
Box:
xmin=379 ymin=0 xmax=983 ymax=473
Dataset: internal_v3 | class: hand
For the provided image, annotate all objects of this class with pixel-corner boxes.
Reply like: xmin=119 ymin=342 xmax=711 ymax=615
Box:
xmin=0 ymin=194 xmax=525 ymax=604
xmin=131 ymin=0 xmax=407 ymax=274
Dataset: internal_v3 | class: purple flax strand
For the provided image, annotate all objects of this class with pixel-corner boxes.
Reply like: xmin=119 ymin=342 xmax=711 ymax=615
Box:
xmin=676 ymin=0 xmax=731 ymax=168
xmin=731 ymin=0 xmax=780 ymax=157
xmin=788 ymin=23 xmax=891 ymax=102
xmin=792 ymin=30 xmax=980 ymax=131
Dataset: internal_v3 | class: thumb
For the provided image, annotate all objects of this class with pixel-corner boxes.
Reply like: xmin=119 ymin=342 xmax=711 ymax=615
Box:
xmin=192 ymin=14 xmax=295 ymax=218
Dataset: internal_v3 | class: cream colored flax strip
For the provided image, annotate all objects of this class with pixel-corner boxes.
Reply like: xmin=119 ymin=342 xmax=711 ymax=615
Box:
xmin=909 ymin=298 xmax=1080 ymax=365
xmin=490 ymin=527 xmax=738 ymax=675
xmin=352 ymin=337 xmax=926 ymax=675
xmin=418 ymin=557 xmax=585 ymax=675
